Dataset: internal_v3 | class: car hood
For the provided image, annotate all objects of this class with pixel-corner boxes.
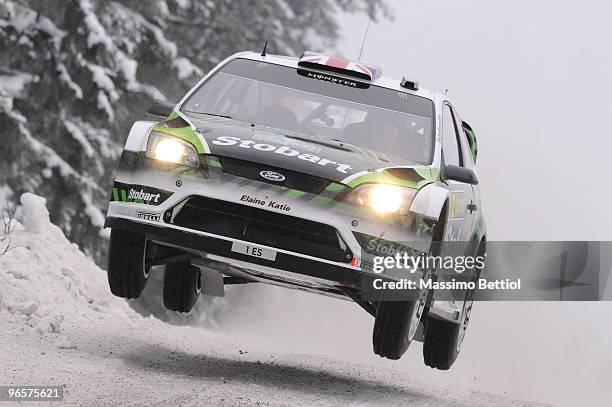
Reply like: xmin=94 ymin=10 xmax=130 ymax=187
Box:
xmin=182 ymin=112 xmax=433 ymax=185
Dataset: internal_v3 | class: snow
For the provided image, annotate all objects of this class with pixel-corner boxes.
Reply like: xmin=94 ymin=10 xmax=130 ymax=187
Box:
xmin=87 ymin=63 xmax=118 ymax=100
xmin=7 ymin=110 xmax=79 ymax=179
xmin=112 ymin=2 xmax=178 ymax=58
xmin=5 ymin=109 xmax=103 ymax=196
xmin=0 ymin=72 xmax=37 ymax=98
xmin=175 ymin=0 xmax=192 ymax=9
xmin=1 ymin=194 xmax=139 ymax=340
xmin=74 ymin=5 xmax=168 ymax=103
xmin=131 ymin=82 xmax=167 ymax=101
xmin=19 ymin=193 xmax=50 ymax=233
xmin=157 ymin=0 xmax=170 ymax=17
xmin=17 ymin=34 xmax=33 ymax=47
xmin=64 ymin=119 xmax=95 ymax=157
xmin=0 ymin=5 xmax=36 ymax=31
xmin=276 ymin=0 xmax=296 ymax=19
xmin=35 ymin=15 xmax=66 ymax=50
xmin=80 ymin=0 xmax=114 ymax=51
xmin=0 ymin=4 xmax=65 ymax=49
xmin=57 ymin=62 xmax=84 ymax=99
xmin=150 ymin=25 xmax=178 ymax=58
xmin=96 ymin=91 xmax=115 ymax=121
xmin=0 ymin=194 xmax=545 ymax=406
xmin=115 ymin=51 xmax=138 ymax=85
xmin=173 ymin=56 xmax=203 ymax=80
xmin=81 ymin=191 xmax=110 ymax=238
xmin=0 ymin=72 xmax=38 ymax=113
xmin=0 ymin=184 xmax=13 ymax=208
xmin=66 ymin=118 xmax=122 ymax=160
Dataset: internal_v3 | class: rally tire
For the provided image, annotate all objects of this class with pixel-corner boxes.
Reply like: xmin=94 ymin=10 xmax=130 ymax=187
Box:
xmin=373 ymin=289 xmax=427 ymax=360
xmin=422 ymin=316 xmax=461 ymax=370
xmin=423 ymin=239 xmax=483 ymax=369
xmin=107 ymin=229 xmax=150 ymax=299
xmin=163 ymin=261 xmax=201 ymax=313
xmin=423 ymin=287 xmax=475 ymax=370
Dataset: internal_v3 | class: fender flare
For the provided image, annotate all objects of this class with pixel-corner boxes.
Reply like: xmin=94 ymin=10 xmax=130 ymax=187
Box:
xmin=124 ymin=120 xmax=156 ymax=152
xmin=409 ymin=183 xmax=449 ymax=221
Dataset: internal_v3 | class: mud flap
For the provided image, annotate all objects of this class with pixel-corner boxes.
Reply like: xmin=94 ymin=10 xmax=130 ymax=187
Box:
xmin=198 ymin=266 xmax=225 ymax=297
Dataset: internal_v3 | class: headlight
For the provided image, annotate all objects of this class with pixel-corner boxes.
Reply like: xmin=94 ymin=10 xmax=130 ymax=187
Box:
xmin=146 ymin=132 xmax=199 ymax=168
xmin=343 ymin=184 xmax=417 ymax=215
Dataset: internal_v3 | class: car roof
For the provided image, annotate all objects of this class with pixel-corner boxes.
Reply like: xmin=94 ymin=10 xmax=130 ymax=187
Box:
xmin=226 ymin=51 xmax=440 ymax=102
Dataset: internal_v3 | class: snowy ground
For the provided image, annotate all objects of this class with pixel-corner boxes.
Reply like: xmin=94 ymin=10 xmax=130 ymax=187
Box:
xmin=0 ymin=194 xmax=548 ymax=406
xmin=2 ymin=315 xmax=543 ymax=407
xmin=1 ymin=194 xmax=607 ymax=406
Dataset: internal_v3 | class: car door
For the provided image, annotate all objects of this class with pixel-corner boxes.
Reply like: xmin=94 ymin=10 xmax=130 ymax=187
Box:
xmin=441 ymin=103 xmax=477 ymax=243
xmin=451 ymin=105 xmax=481 ymax=243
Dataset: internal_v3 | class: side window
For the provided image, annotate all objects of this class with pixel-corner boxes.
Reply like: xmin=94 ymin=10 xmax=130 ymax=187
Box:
xmin=451 ymin=107 xmax=475 ymax=170
xmin=442 ymin=105 xmax=461 ymax=166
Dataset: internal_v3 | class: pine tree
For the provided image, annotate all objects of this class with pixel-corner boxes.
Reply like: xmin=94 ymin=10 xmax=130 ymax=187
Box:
xmin=0 ymin=0 xmax=388 ymax=263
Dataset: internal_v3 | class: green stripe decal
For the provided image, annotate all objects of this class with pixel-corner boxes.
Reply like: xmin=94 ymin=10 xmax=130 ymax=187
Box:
xmin=326 ymin=182 xmax=345 ymax=192
xmin=284 ymin=189 xmax=306 ymax=199
xmin=347 ymin=167 xmax=437 ymax=189
xmin=208 ymin=157 xmax=222 ymax=168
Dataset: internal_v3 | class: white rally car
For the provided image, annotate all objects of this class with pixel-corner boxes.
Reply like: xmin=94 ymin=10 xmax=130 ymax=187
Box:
xmin=105 ymin=50 xmax=486 ymax=370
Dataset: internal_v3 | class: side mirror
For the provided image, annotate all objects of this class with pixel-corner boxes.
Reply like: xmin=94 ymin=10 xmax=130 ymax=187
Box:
xmin=444 ymin=165 xmax=479 ymax=185
xmin=146 ymin=102 xmax=175 ymax=118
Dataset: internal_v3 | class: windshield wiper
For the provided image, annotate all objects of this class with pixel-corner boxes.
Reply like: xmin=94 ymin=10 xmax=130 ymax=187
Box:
xmin=183 ymin=110 xmax=233 ymax=119
xmin=283 ymin=134 xmax=355 ymax=152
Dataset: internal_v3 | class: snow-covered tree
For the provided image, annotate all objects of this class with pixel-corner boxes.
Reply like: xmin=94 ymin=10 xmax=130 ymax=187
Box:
xmin=0 ymin=0 xmax=388 ymax=263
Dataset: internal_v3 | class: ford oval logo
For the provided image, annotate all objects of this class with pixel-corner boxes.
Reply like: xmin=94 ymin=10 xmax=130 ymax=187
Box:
xmin=259 ymin=170 xmax=285 ymax=182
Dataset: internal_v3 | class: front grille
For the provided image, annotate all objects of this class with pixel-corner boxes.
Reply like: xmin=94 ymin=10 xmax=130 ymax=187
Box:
xmin=218 ymin=156 xmax=330 ymax=194
xmin=168 ymin=196 xmax=352 ymax=263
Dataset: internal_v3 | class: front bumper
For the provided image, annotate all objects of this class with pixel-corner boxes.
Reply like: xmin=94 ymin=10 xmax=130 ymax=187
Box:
xmin=105 ymin=216 xmax=391 ymax=291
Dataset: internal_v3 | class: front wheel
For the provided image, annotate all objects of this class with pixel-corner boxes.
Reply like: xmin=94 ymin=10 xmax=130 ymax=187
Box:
xmin=422 ymin=289 xmax=474 ymax=370
xmin=107 ymin=229 xmax=151 ymax=299
xmin=372 ymin=285 xmax=428 ymax=360
xmin=423 ymin=239 xmax=484 ymax=370
xmin=163 ymin=261 xmax=201 ymax=313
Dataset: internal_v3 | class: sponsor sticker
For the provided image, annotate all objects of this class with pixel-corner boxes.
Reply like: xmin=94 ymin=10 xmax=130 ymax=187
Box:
xmin=240 ymin=195 xmax=291 ymax=212
xmin=211 ymin=136 xmax=353 ymax=174
xmin=136 ymin=211 xmax=161 ymax=222
xmin=111 ymin=182 xmax=173 ymax=206
xmin=296 ymin=69 xmax=370 ymax=89
xmin=129 ymin=188 xmax=161 ymax=204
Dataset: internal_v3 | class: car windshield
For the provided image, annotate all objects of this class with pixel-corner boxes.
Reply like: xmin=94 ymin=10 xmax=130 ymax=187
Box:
xmin=182 ymin=59 xmax=435 ymax=164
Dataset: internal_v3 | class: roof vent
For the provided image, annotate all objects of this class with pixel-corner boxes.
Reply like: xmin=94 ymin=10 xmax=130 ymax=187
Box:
xmin=400 ymin=77 xmax=419 ymax=91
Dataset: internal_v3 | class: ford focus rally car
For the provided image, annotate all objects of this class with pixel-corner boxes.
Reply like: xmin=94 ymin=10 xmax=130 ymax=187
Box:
xmin=105 ymin=50 xmax=486 ymax=370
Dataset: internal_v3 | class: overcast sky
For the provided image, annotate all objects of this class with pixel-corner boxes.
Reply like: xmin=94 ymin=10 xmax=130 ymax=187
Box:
xmin=337 ymin=0 xmax=612 ymax=241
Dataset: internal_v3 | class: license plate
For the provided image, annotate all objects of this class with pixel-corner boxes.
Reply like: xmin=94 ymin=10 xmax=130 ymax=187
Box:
xmin=231 ymin=242 xmax=277 ymax=261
